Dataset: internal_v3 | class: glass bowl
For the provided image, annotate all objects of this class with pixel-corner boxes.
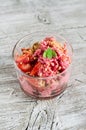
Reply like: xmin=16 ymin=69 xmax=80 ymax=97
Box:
xmin=12 ymin=31 xmax=73 ymax=99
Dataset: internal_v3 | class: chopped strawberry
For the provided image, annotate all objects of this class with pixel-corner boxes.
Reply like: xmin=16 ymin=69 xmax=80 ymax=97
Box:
xmin=18 ymin=63 xmax=31 ymax=72
xmin=15 ymin=54 xmax=30 ymax=64
xmin=30 ymin=62 xmax=41 ymax=76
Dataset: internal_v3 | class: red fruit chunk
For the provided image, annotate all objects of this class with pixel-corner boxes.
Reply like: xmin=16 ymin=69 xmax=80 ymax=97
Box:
xmin=18 ymin=63 xmax=31 ymax=73
xmin=30 ymin=62 xmax=41 ymax=76
xmin=15 ymin=54 xmax=30 ymax=64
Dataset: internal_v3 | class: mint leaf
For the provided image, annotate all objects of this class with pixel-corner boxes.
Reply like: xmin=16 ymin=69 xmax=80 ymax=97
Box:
xmin=52 ymin=50 xmax=57 ymax=57
xmin=43 ymin=51 xmax=47 ymax=58
xmin=43 ymin=48 xmax=57 ymax=59
xmin=46 ymin=48 xmax=52 ymax=59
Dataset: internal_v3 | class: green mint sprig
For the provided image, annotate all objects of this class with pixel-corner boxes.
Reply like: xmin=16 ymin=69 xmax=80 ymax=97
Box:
xmin=43 ymin=48 xmax=57 ymax=59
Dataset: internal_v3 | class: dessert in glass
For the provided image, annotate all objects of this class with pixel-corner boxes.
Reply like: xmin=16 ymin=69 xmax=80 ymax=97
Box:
xmin=12 ymin=31 xmax=73 ymax=99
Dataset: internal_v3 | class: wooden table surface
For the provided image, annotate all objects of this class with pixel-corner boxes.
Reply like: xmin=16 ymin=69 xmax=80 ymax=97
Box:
xmin=0 ymin=0 xmax=86 ymax=130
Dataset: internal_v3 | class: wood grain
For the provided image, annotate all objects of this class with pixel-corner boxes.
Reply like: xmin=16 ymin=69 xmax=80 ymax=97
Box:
xmin=0 ymin=0 xmax=86 ymax=130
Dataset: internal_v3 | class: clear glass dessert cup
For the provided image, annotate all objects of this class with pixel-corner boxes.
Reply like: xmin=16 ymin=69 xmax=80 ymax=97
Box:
xmin=12 ymin=31 xmax=73 ymax=99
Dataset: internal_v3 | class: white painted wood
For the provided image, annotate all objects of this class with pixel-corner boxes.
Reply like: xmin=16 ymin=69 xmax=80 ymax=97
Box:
xmin=0 ymin=0 xmax=86 ymax=130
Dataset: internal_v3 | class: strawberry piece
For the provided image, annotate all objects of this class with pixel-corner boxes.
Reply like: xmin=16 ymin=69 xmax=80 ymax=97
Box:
xmin=18 ymin=63 xmax=31 ymax=73
xmin=15 ymin=54 xmax=30 ymax=64
xmin=30 ymin=62 xmax=41 ymax=76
